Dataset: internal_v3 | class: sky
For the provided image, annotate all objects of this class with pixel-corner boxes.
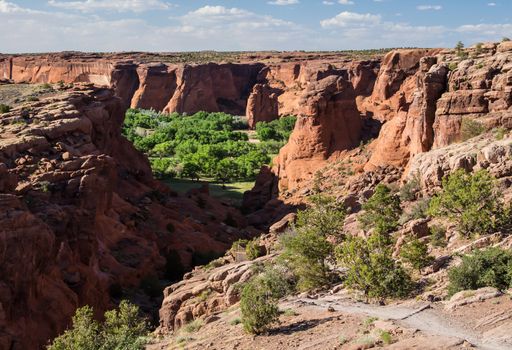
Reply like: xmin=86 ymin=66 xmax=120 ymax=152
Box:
xmin=1 ymin=0 xmax=511 ymax=53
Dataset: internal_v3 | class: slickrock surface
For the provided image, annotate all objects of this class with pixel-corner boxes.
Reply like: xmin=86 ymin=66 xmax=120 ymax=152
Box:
xmin=0 ymin=87 xmax=247 ymax=349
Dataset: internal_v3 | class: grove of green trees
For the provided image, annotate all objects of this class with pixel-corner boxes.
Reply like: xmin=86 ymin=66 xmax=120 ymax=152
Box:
xmin=122 ymin=109 xmax=296 ymax=183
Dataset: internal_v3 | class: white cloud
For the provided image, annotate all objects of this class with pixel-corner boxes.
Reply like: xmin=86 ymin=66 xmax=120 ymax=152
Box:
xmin=267 ymin=0 xmax=299 ymax=5
xmin=417 ymin=5 xmax=442 ymax=11
xmin=47 ymin=0 xmax=172 ymax=12
xmin=321 ymin=12 xmax=381 ymax=28
xmin=323 ymin=1 xmax=335 ymax=5
xmin=488 ymin=2 xmax=497 ymax=6
xmin=338 ymin=0 xmax=355 ymax=4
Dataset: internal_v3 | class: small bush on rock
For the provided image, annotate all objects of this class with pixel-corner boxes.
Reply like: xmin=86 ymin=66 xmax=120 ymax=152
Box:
xmin=0 ymin=104 xmax=11 ymax=113
xmin=448 ymin=248 xmax=512 ymax=296
xmin=240 ymin=266 xmax=292 ymax=334
xmin=429 ymin=170 xmax=502 ymax=236
xmin=246 ymin=239 xmax=265 ymax=260
xmin=359 ymin=185 xmax=402 ymax=235
xmin=460 ymin=118 xmax=485 ymax=141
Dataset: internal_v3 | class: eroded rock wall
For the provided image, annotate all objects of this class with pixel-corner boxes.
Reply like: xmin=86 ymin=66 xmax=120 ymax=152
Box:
xmin=0 ymin=87 xmax=246 ymax=349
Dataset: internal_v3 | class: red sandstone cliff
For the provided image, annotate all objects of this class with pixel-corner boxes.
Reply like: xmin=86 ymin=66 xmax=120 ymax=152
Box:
xmin=0 ymin=87 xmax=246 ymax=349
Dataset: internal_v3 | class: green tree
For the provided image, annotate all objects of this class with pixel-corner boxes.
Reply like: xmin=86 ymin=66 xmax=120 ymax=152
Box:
xmin=399 ymin=237 xmax=434 ymax=272
xmin=48 ymin=301 xmax=148 ymax=350
xmin=359 ymin=185 xmax=402 ymax=235
xmin=181 ymin=161 xmax=201 ymax=182
xmin=240 ymin=267 xmax=292 ymax=334
xmin=280 ymin=229 xmax=334 ymax=291
xmin=455 ymin=41 xmax=465 ymax=57
xmin=336 ymin=233 xmax=413 ymax=300
xmin=448 ymin=248 xmax=512 ymax=296
xmin=295 ymin=195 xmax=346 ymax=237
xmin=429 ymin=169 xmax=501 ymax=236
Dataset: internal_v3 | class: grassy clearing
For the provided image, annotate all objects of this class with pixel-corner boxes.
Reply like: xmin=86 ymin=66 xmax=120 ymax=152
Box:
xmin=164 ymin=178 xmax=254 ymax=207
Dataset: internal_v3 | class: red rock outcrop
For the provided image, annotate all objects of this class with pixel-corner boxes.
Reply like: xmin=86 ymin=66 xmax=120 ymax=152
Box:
xmin=0 ymin=87 xmax=246 ymax=349
xmin=272 ymin=75 xmax=363 ymax=193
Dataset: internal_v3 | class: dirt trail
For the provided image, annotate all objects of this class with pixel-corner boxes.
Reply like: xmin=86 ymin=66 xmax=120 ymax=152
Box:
xmin=292 ymin=295 xmax=511 ymax=350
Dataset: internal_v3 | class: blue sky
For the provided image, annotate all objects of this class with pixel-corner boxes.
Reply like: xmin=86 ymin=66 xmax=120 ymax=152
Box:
xmin=1 ymin=0 xmax=511 ymax=53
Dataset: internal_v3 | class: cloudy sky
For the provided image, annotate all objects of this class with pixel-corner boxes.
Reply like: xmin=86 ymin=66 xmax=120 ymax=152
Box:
xmin=1 ymin=0 xmax=511 ymax=53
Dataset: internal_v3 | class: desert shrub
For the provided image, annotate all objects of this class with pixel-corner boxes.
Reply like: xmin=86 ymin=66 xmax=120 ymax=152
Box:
xmin=239 ymin=266 xmax=292 ymax=334
xmin=336 ymin=233 xmax=413 ymax=300
xmin=448 ymin=62 xmax=458 ymax=71
xmin=0 ymin=104 xmax=10 ymax=113
xmin=503 ymin=37 xmax=511 ymax=42
xmin=280 ymin=229 xmax=334 ymax=291
xmin=183 ymin=319 xmax=204 ymax=333
xmin=246 ymin=239 xmax=264 ymax=260
xmin=399 ymin=237 xmax=434 ymax=271
xmin=400 ymin=197 xmax=430 ymax=224
xmin=429 ymin=225 xmax=447 ymax=247
xmin=295 ymin=194 xmax=346 ymax=237
xmin=475 ymin=42 xmax=483 ymax=54
xmin=48 ymin=301 xmax=148 ymax=350
xmin=460 ymin=118 xmax=485 ymax=141
xmin=359 ymin=185 xmax=402 ymax=235
xmin=494 ymin=127 xmax=507 ymax=140
xmin=429 ymin=169 xmax=501 ymax=236
xmin=447 ymin=248 xmax=512 ymax=296
xmin=399 ymin=176 xmax=421 ymax=201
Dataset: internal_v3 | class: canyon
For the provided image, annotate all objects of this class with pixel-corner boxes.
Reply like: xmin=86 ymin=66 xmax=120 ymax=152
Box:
xmin=1 ymin=41 xmax=512 ymax=349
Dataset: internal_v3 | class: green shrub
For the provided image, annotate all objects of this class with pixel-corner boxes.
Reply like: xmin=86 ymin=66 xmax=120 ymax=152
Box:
xmin=183 ymin=319 xmax=204 ymax=333
xmin=359 ymin=185 xmax=402 ymax=235
xmin=399 ymin=237 xmax=434 ymax=271
xmin=0 ymin=104 xmax=11 ymax=113
xmin=460 ymin=118 xmax=485 ymax=141
xmin=240 ymin=266 xmax=292 ymax=334
xmin=246 ymin=239 xmax=264 ymax=260
xmin=280 ymin=228 xmax=333 ymax=291
xmin=429 ymin=169 xmax=501 ymax=236
xmin=48 ymin=301 xmax=148 ymax=350
xmin=429 ymin=225 xmax=447 ymax=248
xmin=295 ymin=194 xmax=346 ymax=237
xmin=448 ymin=62 xmax=458 ymax=71
xmin=447 ymin=248 xmax=512 ymax=296
xmin=400 ymin=198 xmax=430 ymax=224
xmin=494 ymin=127 xmax=507 ymax=140
xmin=399 ymin=176 xmax=421 ymax=202
xmin=336 ymin=233 xmax=413 ymax=300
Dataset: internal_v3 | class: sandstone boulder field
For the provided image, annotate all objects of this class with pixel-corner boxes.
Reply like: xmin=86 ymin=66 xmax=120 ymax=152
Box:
xmin=1 ymin=42 xmax=512 ymax=349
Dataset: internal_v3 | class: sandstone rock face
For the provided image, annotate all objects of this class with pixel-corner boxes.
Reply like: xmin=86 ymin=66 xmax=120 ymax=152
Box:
xmin=272 ymin=75 xmax=363 ymax=193
xmin=407 ymin=134 xmax=512 ymax=191
xmin=158 ymin=254 xmax=273 ymax=332
xmin=164 ymin=63 xmax=263 ymax=116
xmin=246 ymin=84 xmax=279 ymax=128
xmin=0 ymin=88 xmax=245 ymax=349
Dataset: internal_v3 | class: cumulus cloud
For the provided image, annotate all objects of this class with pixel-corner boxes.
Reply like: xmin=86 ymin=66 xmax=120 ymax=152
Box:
xmin=47 ymin=0 xmax=172 ymax=12
xmin=267 ymin=0 xmax=299 ymax=5
xmin=338 ymin=0 xmax=355 ymax=4
xmin=417 ymin=5 xmax=442 ymax=11
xmin=321 ymin=12 xmax=381 ymax=27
